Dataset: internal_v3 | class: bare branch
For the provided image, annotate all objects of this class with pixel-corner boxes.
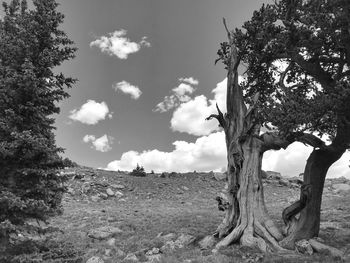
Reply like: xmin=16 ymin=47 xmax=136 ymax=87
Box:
xmin=222 ymin=17 xmax=231 ymax=40
xmin=205 ymin=103 xmax=226 ymax=128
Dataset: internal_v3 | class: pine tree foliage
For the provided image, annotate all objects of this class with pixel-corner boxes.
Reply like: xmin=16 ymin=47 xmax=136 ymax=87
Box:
xmin=0 ymin=0 xmax=76 ymax=238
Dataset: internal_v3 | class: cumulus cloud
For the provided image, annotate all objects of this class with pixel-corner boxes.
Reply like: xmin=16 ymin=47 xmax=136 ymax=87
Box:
xmin=178 ymin=77 xmax=199 ymax=86
xmin=113 ymin=81 xmax=142 ymax=100
xmin=153 ymin=77 xmax=198 ymax=112
xmin=171 ymin=95 xmax=220 ymax=136
xmin=69 ymin=100 xmax=110 ymax=125
xmin=83 ymin=134 xmax=113 ymax=152
xmin=90 ymin=29 xmax=150 ymax=59
xmin=106 ymin=131 xmax=226 ymax=173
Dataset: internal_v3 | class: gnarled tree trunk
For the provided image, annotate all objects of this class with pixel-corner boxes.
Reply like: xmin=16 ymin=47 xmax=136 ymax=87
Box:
xmin=280 ymin=145 xmax=347 ymax=248
xmin=207 ymin=23 xmax=283 ymax=252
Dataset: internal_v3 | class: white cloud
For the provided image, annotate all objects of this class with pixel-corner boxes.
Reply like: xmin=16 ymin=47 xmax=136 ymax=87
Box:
xmin=262 ymin=142 xmax=350 ymax=178
xmin=178 ymin=77 xmax=199 ymax=86
xmin=90 ymin=29 xmax=150 ymax=59
xmin=83 ymin=134 xmax=113 ymax=152
xmin=154 ymin=77 xmax=198 ymax=112
xmin=171 ymin=95 xmax=220 ymax=136
xmin=69 ymin=100 xmax=111 ymax=125
xmin=106 ymin=131 xmax=226 ymax=173
xmin=113 ymin=81 xmax=142 ymax=100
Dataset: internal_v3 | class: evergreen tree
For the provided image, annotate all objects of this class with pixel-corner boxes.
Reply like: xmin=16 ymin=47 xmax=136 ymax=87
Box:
xmin=0 ymin=0 xmax=76 ymax=240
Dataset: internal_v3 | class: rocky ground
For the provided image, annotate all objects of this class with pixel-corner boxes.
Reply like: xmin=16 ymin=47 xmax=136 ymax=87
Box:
xmin=4 ymin=167 xmax=350 ymax=263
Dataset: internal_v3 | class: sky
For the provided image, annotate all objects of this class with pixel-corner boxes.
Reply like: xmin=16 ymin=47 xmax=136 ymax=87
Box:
xmin=45 ymin=0 xmax=350 ymax=178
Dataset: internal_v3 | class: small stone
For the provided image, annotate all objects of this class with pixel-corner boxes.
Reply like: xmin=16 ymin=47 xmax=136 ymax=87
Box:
xmin=86 ymin=256 xmax=104 ymax=263
xmin=115 ymin=191 xmax=124 ymax=197
xmin=100 ymin=193 xmax=108 ymax=200
xmin=115 ymin=248 xmax=126 ymax=258
xmin=88 ymin=226 xmax=123 ymax=240
xmin=266 ymin=171 xmax=281 ymax=180
xmin=111 ymin=184 xmax=125 ymax=189
xmin=106 ymin=188 xmax=115 ymax=196
xmin=146 ymin=247 xmax=160 ymax=255
xmin=104 ymin=248 xmax=112 ymax=257
xmin=124 ymin=253 xmax=139 ymax=262
xmin=213 ymin=172 xmax=227 ymax=181
xmin=146 ymin=254 xmax=162 ymax=263
xmin=279 ymin=178 xmax=291 ymax=187
xmin=182 ymin=186 xmax=189 ymax=191
xmin=295 ymin=239 xmax=313 ymax=255
xmin=174 ymin=233 xmax=196 ymax=248
xmin=91 ymin=195 xmax=100 ymax=202
xmin=106 ymin=238 xmax=116 ymax=246
xmin=157 ymin=232 xmax=176 ymax=242
xmin=198 ymin=235 xmax=216 ymax=250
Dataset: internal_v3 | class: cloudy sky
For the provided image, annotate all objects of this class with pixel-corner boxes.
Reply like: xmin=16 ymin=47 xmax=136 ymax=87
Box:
xmin=53 ymin=0 xmax=349 ymax=178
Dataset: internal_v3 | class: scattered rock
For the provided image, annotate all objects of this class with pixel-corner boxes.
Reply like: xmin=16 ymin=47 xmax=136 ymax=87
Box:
xmin=160 ymin=240 xmax=176 ymax=252
xmin=182 ymin=186 xmax=189 ymax=191
xmin=106 ymin=238 xmax=116 ymax=246
xmin=88 ymin=226 xmax=123 ymax=240
xmin=111 ymin=184 xmax=125 ymax=190
xmin=213 ymin=172 xmax=227 ymax=181
xmin=261 ymin=170 xmax=268 ymax=179
xmin=174 ymin=233 xmax=196 ymax=248
xmin=157 ymin=232 xmax=176 ymax=242
xmin=198 ymin=235 xmax=216 ymax=250
xmin=104 ymin=248 xmax=112 ymax=257
xmin=106 ymin=188 xmax=115 ymax=196
xmin=91 ymin=195 xmax=100 ymax=202
xmin=332 ymin=183 xmax=350 ymax=193
xmin=115 ymin=248 xmax=126 ymax=258
xmin=124 ymin=253 xmax=139 ymax=262
xmin=288 ymin=177 xmax=303 ymax=185
xmin=309 ymin=238 xmax=344 ymax=259
xmin=146 ymin=247 xmax=160 ymax=255
xmin=266 ymin=171 xmax=281 ymax=180
xmin=145 ymin=254 xmax=162 ymax=263
xmin=295 ymin=239 xmax=313 ymax=255
xmin=115 ymin=191 xmax=124 ymax=197
xmin=100 ymin=193 xmax=108 ymax=200
xmin=86 ymin=256 xmax=104 ymax=263
xmin=279 ymin=178 xmax=291 ymax=187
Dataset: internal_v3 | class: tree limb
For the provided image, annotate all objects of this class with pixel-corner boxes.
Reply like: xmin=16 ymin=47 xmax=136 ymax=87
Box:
xmin=205 ymin=103 xmax=226 ymax=128
xmin=261 ymin=132 xmax=326 ymax=152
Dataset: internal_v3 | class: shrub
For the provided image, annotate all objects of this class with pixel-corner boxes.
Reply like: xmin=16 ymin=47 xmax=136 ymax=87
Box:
xmin=129 ymin=164 xmax=147 ymax=177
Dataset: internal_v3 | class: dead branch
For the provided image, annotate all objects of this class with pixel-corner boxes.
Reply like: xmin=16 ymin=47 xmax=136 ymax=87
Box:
xmin=205 ymin=103 xmax=226 ymax=128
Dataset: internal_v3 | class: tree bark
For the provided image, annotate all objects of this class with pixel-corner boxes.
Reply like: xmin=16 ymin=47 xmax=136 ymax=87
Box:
xmin=280 ymin=146 xmax=346 ymax=248
xmin=208 ymin=21 xmax=283 ymax=251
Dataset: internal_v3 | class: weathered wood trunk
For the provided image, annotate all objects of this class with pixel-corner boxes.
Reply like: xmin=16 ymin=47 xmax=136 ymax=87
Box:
xmin=280 ymin=147 xmax=346 ymax=248
xmin=208 ymin=25 xmax=283 ymax=251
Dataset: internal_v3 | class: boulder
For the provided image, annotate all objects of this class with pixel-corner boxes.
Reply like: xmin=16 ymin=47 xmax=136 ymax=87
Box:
xmin=295 ymin=239 xmax=313 ymax=255
xmin=332 ymin=183 xmax=350 ymax=193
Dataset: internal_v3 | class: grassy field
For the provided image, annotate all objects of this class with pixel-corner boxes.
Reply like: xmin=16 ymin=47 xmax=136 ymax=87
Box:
xmin=3 ymin=168 xmax=350 ymax=262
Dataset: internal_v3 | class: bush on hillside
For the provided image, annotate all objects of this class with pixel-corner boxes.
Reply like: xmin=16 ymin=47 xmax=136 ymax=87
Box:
xmin=129 ymin=164 xmax=147 ymax=177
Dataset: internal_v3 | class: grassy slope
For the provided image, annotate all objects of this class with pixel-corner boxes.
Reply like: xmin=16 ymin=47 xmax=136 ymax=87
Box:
xmin=42 ymin=168 xmax=350 ymax=262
